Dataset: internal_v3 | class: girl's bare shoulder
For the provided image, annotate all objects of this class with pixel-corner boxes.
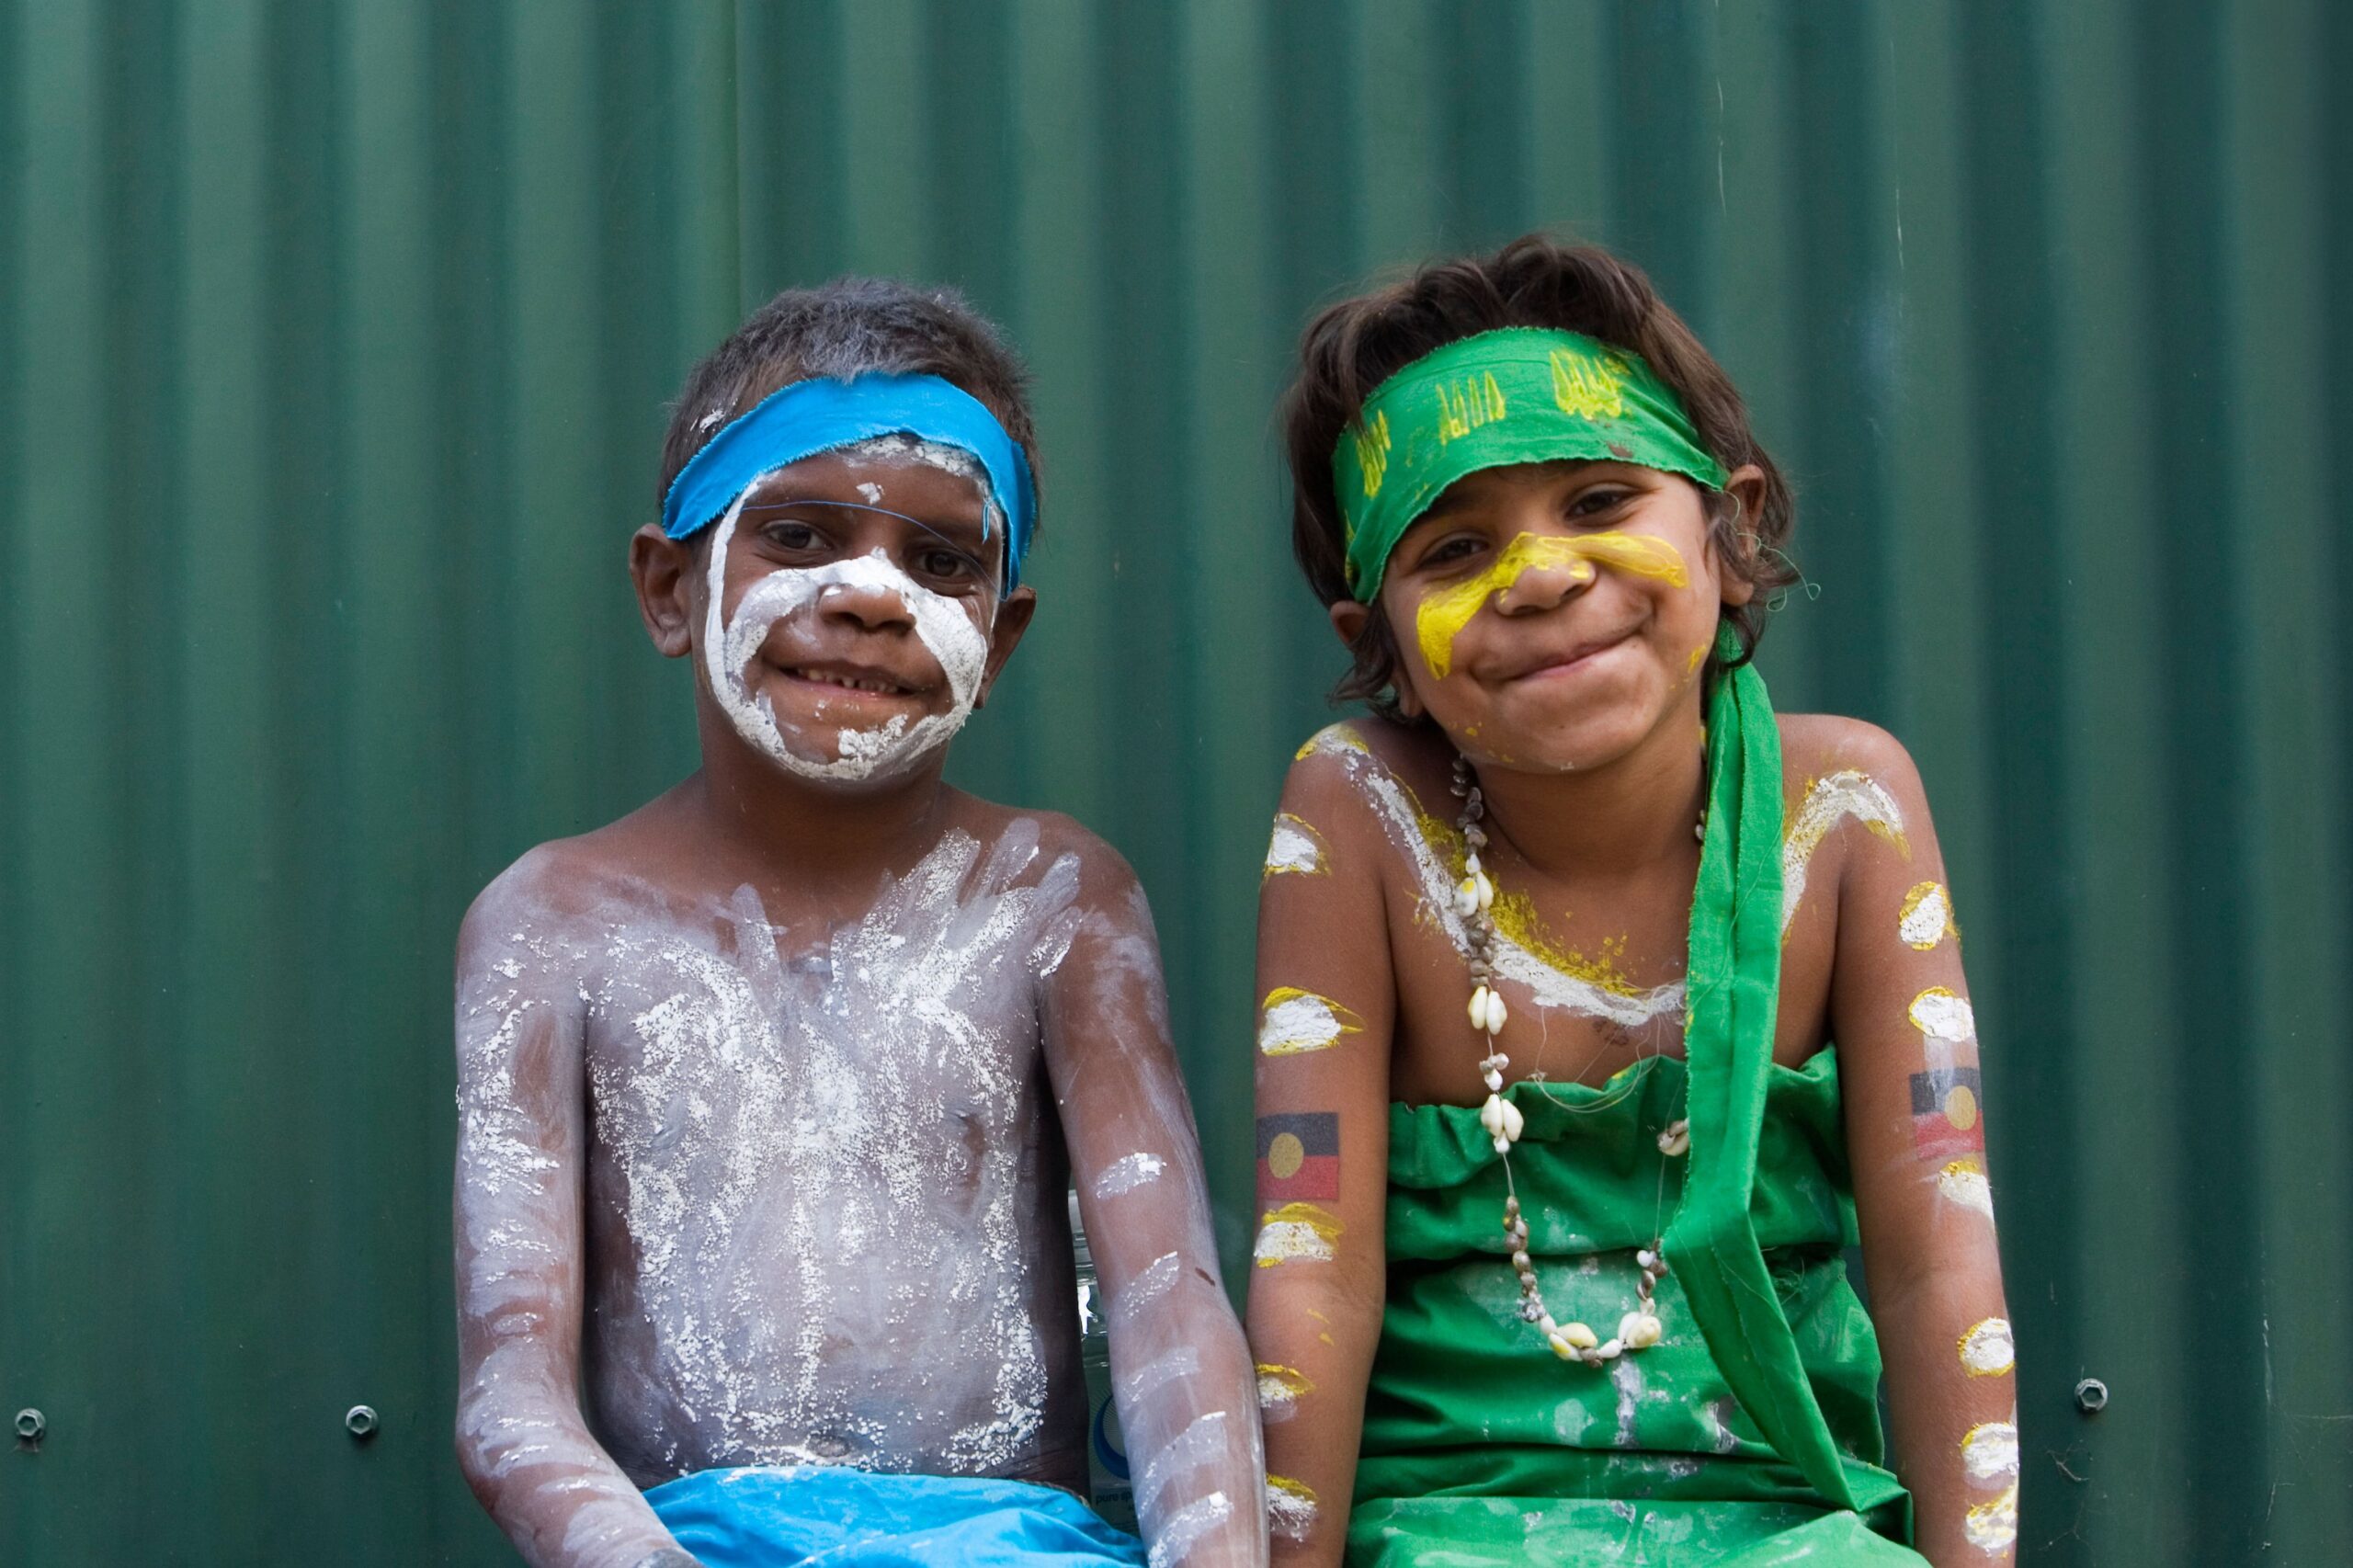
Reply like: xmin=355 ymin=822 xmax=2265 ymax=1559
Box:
xmin=1774 ymin=711 xmax=1925 ymax=800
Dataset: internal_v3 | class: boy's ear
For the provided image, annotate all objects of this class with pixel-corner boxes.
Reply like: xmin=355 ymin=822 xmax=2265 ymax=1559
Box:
xmin=631 ymin=523 xmax=697 ymax=657
xmin=1331 ymin=597 xmax=1424 ymax=718
xmin=975 ymin=585 xmax=1038 ymax=708
xmin=1716 ymin=464 xmax=1769 ymax=608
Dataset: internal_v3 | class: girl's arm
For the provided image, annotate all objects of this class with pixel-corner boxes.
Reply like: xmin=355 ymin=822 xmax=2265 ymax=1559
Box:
xmin=1821 ymin=727 xmax=2018 ymax=1567
xmin=1245 ymin=742 xmax=1399 ymax=1566
xmin=1043 ymin=848 xmax=1266 ymax=1568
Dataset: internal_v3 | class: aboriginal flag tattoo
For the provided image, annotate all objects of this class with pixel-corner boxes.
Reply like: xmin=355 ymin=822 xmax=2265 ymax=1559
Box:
xmin=1910 ymin=1065 xmax=1985 ymax=1162
xmin=1257 ymin=1113 xmax=1340 ymax=1201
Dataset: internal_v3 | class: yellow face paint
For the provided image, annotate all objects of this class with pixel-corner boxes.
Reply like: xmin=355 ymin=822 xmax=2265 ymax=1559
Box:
xmin=1412 ymin=531 xmax=1689 ymax=679
xmin=1254 ymin=1201 xmax=1343 ymax=1266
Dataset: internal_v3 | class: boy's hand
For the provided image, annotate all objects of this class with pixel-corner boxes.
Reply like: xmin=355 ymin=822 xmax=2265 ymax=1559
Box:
xmin=1041 ymin=841 xmax=1269 ymax=1568
xmin=452 ymin=852 xmax=699 ymax=1568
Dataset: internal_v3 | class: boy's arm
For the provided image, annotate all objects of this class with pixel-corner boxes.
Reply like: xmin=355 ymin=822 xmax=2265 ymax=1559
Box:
xmin=1821 ymin=728 xmax=2018 ymax=1567
xmin=1043 ymin=851 xmax=1267 ymax=1568
xmin=1243 ymin=748 xmax=1396 ymax=1568
xmin=452 ymin=869 xmax=698 ymax=1568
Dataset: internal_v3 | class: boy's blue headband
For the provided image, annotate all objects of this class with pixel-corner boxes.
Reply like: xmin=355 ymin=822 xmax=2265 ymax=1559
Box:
xmin=661 ymin=372 xmax=1038 ymax=590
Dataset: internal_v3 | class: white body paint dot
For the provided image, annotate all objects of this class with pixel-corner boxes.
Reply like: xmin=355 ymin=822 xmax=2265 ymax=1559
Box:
xmin=1960 ymin=1317 xmax=2015 ymax=1377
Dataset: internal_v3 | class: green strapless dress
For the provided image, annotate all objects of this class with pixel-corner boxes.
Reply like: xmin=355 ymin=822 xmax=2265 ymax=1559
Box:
xmin=1347 ymin=636 xmax=1925 ymax=1565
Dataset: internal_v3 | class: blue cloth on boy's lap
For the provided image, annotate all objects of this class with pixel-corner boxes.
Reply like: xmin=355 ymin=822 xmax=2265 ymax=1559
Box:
xmin=644 ymin=1465 xmax=1146 ymax=1567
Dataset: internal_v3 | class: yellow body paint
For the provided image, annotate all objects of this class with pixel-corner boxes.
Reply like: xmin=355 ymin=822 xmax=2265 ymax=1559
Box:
xmin=1413 ymin=531 xmax=1689 ymax=679
xmin=1254 ymin=1201 xmax=1342 ymax=1267
xmin=1908 ymin=985 xmax=1977 ymax=1045
xmin=1898 ymin=880 xmax=1959 ymax=949
xmin=1781 ymin=771 xmax=1909 ymax=936
xmin=1264 ymin=812 xmax=1330 ymax=879
xmin=1295 ymin=722 xmax=1370 ymax=761
xmin=1959 ymin=1317 xmax=2015 ymax=1377
xmin=1257 ymin=987 xmax=1364 ymax=1056
xmin=1686 ymin=643 xmax=1708 ymax=677
xmin=1266 ymin=1474 xmax=1320 ymax=1541
xmin=1938 ymin=1156 xmax=1996 ymax=1221
xmin=1413 ymin=809 xmax=1648 ymax=999
xmin=1961 ymin=1417 xmax=2019 ymax=1485
xmin=1256 ymin=1362 xmax=1313 ymax=1422
xmin=1964 ymin=1485 xmax=2019 ymax=1551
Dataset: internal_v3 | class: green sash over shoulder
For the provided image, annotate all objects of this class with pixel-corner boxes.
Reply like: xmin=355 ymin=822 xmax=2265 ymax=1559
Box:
xmin=1350 ymin=638 xmax=1920 ymax=1565
xmin=1667 ymin=640 xmax=1910 ymax=1521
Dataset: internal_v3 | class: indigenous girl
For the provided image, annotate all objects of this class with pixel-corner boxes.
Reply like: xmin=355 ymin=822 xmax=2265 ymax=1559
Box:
xmin=1246 ymin=236 xmax=2017 ymax=1565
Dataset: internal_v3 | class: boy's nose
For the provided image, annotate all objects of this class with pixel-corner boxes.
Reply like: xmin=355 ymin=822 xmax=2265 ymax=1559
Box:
xmin=817 ymin=581 xmax=918 ymax=631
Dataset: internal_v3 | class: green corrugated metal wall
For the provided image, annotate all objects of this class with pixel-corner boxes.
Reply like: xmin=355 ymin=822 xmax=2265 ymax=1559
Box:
xmin=3 ymin=1 xmax=2345 ymax=1561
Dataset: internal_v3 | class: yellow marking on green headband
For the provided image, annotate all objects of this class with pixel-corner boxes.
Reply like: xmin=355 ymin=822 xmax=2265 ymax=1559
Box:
xmin=1413 ymin=531 xmax=1690 ymax=679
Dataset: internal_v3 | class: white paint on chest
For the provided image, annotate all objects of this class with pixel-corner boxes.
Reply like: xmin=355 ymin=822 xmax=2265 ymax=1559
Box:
xmin=583 ymin=823 xmax=1081 ymax=1471
xmin=1313 ymin=728 xmax=1686 ymax=1029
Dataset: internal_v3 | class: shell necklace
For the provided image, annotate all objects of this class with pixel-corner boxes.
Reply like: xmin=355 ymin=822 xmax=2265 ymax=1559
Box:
xmin=1451 ymin=754 xmax=1680 ymax=1366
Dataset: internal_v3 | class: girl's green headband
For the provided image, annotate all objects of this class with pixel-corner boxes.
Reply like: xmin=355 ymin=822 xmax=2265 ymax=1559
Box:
xmin=1333 ymin=327 xmax=1728 ymax=603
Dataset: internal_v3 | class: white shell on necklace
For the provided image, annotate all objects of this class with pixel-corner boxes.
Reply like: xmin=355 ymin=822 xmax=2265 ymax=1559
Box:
xmin=1451 ymin=754 xmax=1678 ymax=1367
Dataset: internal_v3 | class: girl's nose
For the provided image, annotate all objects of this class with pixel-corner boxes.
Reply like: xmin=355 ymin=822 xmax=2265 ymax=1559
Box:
xmin=1494 ymin=556 xmax=1596 ymax=616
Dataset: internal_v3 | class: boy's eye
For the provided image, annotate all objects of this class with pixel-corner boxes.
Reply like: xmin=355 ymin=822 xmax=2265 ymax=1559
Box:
xmin=1567 ymin=485 xmax=1633 ymax=518
xmin=914 ymin=548 xmax=979 ymax=584
xmin=761 ymin=520 xmax=826 ymax=551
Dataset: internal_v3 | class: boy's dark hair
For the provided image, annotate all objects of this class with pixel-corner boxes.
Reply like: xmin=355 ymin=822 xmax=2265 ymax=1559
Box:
xmin=1279 ymin=233 xmax=1797 ymax=716
xmin=659 ymin=277 xmax=1040 ymax=540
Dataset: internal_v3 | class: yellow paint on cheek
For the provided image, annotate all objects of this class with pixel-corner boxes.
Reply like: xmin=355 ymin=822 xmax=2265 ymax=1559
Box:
xmin=1254 ymin=1201 xmax=1343 ymax=1266
xmin=1686 ymin=644 xmax=1708 ymax=678
xmin=1413 ymin=531 xmax=1690 ymax=678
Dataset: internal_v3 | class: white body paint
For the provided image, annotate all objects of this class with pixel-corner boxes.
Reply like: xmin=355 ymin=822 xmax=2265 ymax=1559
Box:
xmin=457 ymin=824 xmax=1087 ymax=1488
xmin=1253 ymin=1216 xmax=1336 ymax=1267
xmin=1148 ymin=1491 xmax=1233 ymax=1568
xmin=1960 ymin=1317 xmax=2016 ymax=1377
xmin=1095 ymin=1151 xmax=1167 ymax=1199
xmin=1909 ymin=987 xmax=1977 ymax=1045
xmin=1900 ymin=881 xmax=1956 ymax=949
xmin=1781 ymin=770 xmax=1907 ymax=933
xmin=1257 ymin=991 xmax=1357 ymax=1056
xmin=1938 ymin=1162 xmax=1997 ymax=1221
xmin=1266 ymin=1481 xmax=1317 ymax=1542
xmin=1264 ymin=814 xmax=1325 ymax=877
xmin=1961 ymin=1418 xmax=2019 ymax=1485
xmin=1965 ymin=1486 xmax=2020 ymax=1552
xmin=1299 ymin=726 xmax=1687 ymax=1030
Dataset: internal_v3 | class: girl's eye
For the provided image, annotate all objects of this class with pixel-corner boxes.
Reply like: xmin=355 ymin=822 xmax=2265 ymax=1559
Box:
xmin=1421 ymin=535 xmax=1484 ymax=568
xmin=1567 ymin=486 xmax=1633 ymax=517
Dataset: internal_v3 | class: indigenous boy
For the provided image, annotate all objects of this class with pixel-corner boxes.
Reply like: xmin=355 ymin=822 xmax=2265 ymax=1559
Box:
xmin=454 ymin=281 xmax=1265 ymax=1568
xmin=1247 ymin=238 xmax=2018 ymax=1565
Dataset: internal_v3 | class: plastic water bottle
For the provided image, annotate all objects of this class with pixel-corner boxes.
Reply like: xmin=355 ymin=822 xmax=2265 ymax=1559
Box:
xmin=1070 ymin=1189 xmax=1137 ymax=1531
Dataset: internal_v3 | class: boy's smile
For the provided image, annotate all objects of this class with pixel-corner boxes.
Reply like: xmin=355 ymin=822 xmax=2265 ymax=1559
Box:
xmin=683 ymin=445 xmax=1036 ymax=788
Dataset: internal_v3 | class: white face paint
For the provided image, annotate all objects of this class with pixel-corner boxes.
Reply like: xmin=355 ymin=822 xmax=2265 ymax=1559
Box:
xmin=701 ymin=492 xmax=994 ymax=785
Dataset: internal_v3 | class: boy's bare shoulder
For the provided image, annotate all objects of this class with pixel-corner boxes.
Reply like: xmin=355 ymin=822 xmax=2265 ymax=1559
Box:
xmin=946 ymin=792 xmax=1150 ymax=913
xmin=459 ymin=794 xmax=688 ymax=953
xmin=1775 ymin=712 xmax=1925 ymax=795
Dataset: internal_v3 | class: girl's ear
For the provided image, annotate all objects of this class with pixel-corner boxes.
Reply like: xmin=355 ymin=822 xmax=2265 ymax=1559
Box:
xmin=1715 ymin=464 xmax=1769 ymax=609
xmin=631 ymin=523 xmax=698 ymax=656
xmin=1331 ymin=597 xmax=1424 ymax=717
